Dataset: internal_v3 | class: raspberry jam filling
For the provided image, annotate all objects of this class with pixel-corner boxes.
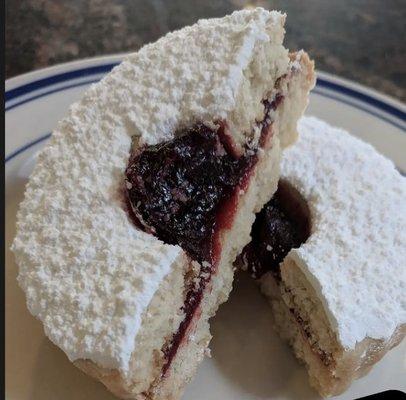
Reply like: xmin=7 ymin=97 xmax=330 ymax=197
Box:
xmin=238 ymin=180 xmax=310 ymax=280
xmin=125 ymin=95 xmax=282 ymax=375
xmin=126 ymin=123 xmax=257 ymax=264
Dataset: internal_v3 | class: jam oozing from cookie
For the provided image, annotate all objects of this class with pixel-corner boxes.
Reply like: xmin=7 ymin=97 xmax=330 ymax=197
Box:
xmin=239 ymin=180 xmax=311 ymax=279
xmin=125 ymin=94 xmax=282 ymax=376
xmin=125 ymin=123 xmax=257 ymax=264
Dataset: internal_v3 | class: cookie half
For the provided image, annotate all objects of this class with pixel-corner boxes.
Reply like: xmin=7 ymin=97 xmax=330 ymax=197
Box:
xmin=240 ymin=116 xmax=406 ymax=397
xmin=12 ymin=8 xmax=315 ymax=400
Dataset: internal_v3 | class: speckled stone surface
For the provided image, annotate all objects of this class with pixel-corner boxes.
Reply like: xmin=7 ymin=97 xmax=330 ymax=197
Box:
xmin=5 ymin=0 xmax=406 ymax=101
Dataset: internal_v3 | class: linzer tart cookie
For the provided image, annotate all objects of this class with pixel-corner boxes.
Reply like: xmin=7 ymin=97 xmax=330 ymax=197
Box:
xmin=12 ymin=8 xmax=315 ymax=400
xmin=240 ymin=116 xmax=406 ymax=397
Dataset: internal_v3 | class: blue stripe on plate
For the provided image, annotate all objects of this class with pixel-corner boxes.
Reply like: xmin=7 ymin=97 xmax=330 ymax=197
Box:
xmin=5 ymin=63 xmax=118 ymax=102
xmin=316 ymin=78 xmax=406 ymax=122
xmin=312 ymin=89 xmax=405 ymax=131
xmin=5 ymin=79 xmax=100 ymax=111
xmin=5 ymin=133 xmax=52 ymax=163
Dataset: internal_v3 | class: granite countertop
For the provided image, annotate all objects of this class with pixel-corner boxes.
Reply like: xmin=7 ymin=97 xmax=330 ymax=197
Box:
xmin=6 ymin=0 xmax=406 ymax=102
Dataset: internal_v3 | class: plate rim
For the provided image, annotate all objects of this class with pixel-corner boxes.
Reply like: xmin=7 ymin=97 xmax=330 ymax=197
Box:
xmin=5 ymin=53 xmax=405 ymax=109
xmin=5 ymin=54 xmax=406 ymax=164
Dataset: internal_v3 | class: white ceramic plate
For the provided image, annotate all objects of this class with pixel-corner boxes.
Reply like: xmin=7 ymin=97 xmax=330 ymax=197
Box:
xmin=5 ymin=55 xmax=406 ymax=400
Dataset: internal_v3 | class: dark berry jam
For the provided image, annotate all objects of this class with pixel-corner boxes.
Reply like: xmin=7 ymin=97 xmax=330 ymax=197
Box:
xmin=124 ymin=93 xmax=283 ymax=376
xmin=125 ymin=123 xmax=257 ymax=265
xmin=238 ymin=180 xmax=310 ymax=280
